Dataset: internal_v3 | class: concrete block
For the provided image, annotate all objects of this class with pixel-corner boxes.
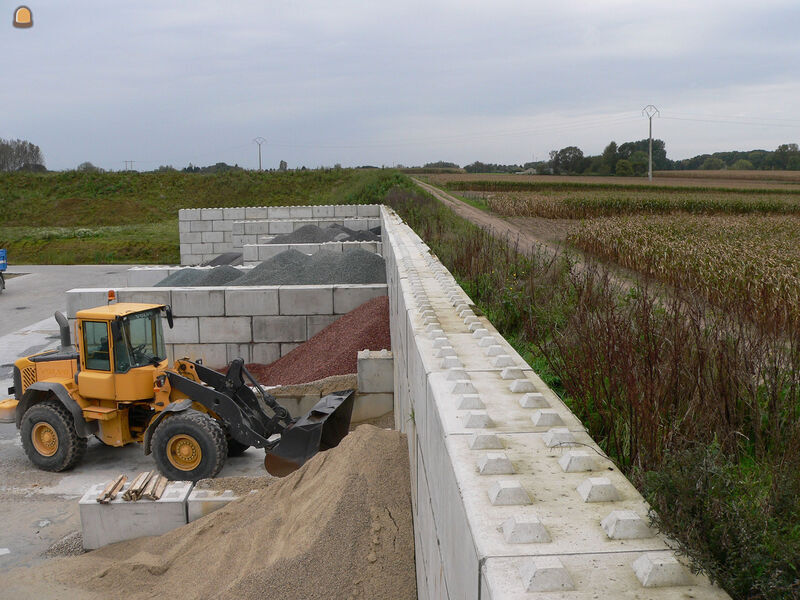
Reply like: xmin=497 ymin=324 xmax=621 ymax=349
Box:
xmin=201 ymin=208 xmax=223 ymax=221
xmin=223 ymin=207 xmax=245 ymax=221
xmin=531 ymin=409 xmax=564 ymax=427
xmin=313 ymin=205 xmax=335 ymax=218
xmin=251 ymin=343 xmax=281 ymax=364
xmin=117 ymin=288 xmax=173 ymax=307
xmin=191 ymin=243 xmax=213 ymax=254
xmin=171 ymin=288 xmax=225 ymax=317
xmin=558 ymin=451 xmax=598 ymax=473
xmin=464 ymin=411 xmax=493 ymax=428
xmin=164 ymin=317 xmax=200 ymax=344
xmin=226 ymin=343 xmax=251 ymax=363
xmin=66 ymin=289 xmax=108 ymax=318
xmin=183 ymin=232 xmax=202 ymax=243
xmin=501 ymin=516 xmax=551 ymax=544
xmin=198 ymin=317 xmax=252 ymax=343
xmin=357 ymin=349 xmax=393 ymax=393
xmin=543 ymin=427 xmax=576 ymax=447
xmin=172 ymin=343 xmax=227 ymax=366
xmin=334 ymin=205 xmax=358 ymax=217
xmin=477 ymin=452 xmax=514 ymax=475
xmin=352 ymin=392 xmax=393 ymax=422
xmin=79 ymin=481 xmax=192 ymax=550
xmin=201 ymin=231 xmax=224 ymax=243
xmin=488 ymin=481 xmax=530 ymax=506
xmin=492 ymin=355 xmax=515 ymax=368
xmin=469 ymin=432 xmax=503 ymax=450
xmin=212 ymin=220 xmax=235 ymax=232
xmin=253 ymin=316 xmax=306 ymax=342
xmin=633 ymin=553 xmax=687 ymax=587
xmin=357 ymin=204 xmax=380 ymax=217
xmin=457 ymin=395 xmax=484 ymax=410
xmin=180 ymin=208 xmax=201 ymax=220
xmin=244 ymin=207 xmax=268 ymax=219
xmin=290 ymin=206 xmax=313 ymax=218
xmin=333 ymin=285 xmax=387 ymax=314
xmin=520 ymin=557 xmax=574 ymax=592
xmin=519 ymin=393 xmax=548 ymax=408
xmin=500 ymin=367 xmax=524 ymax=379
xmin=127 ymin=268 xmax=172 ymax=287
xmin=279 ymin=286 xmax=333 ymax=315
xmin=243 ymin=245 xmax=258 ymax=264
xmin=224 ymin=288 xmax=280 ymax=316
xmin=577 ymin=477 xmax=619 ymax=502
xmin=509 ymin=379 xmax=535 ymax=393
xmin=280 ymin=342 xmax=301 ymax=356
xmin=306 ymin=315 xmax=338 ymax=337
xmin=187 ymin=489 xmax=238 ymax=522
xmin=269 ymin=206 xmax=292 ymax=219
xmin=601 ymin=510 xmax=654 ymax=539
xmin=190 ymin=220 xmax=213 ymax=232
xmin=269 ymin=220 xmax=294 ymax=234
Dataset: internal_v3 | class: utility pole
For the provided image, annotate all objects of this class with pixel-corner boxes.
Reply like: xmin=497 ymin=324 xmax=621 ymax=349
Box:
xmin=642 ymin=105 xmax=659 ymax=182
xmin=124 ymin=160 xmax=135 ymax=171
xmin=253 ymin=137 xmax=266 ymax=171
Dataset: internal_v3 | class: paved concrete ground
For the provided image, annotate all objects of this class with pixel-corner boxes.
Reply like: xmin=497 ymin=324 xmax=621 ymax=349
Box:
xmin=0 ymin=265 xmax=267 ymax=573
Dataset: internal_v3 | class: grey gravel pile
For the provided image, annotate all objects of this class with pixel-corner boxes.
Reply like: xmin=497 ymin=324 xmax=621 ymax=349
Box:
xmin=201 ymin=252 xmax=243 ymax=267
xmin=232 ymin=249 xmax=311 ymax=286
xmin=333 ymin=248 xmax=387 ymax=283
xmin=154 ymin=268 xmax=205 ymax=287
xmin=269 ymin=224 xmax=380 ymax=245
xmin=194 ymin=265 xmax=243 ymax=286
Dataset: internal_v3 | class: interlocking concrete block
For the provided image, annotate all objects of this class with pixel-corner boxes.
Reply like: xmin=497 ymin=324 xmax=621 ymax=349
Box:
xmin=223 ymin=207 xmax=245 ymax=221
xmin=171 ymin=289 xmax=225 ymax=317
xmin=357 ymin=349 xmax=393 ymax=394
xmin=201 ymin=208 xmax=223 ymax=221
xmin=519 ymin=392 xmax=548 ymax=408
xmin=180 ymin=208 xmax=201 ymax=220
xmin=79 ymin=481 xmax=192 ymax=550
xmin=171 ymin=343 xmax=228 ymax=366
xmin=165 ymin=317 xmax=200 ymax=344
xmin=279 ymin=286 xmax=333 ymax=315
xmin=183 ymin=232 xmax=202 ymax=243
xmin=543 ymin=427 xmax=576 ymax=447
xmin=357 ymin=204 xmax=380 ymax=217
xmin=531 ymin=409 xmax=564 ymax=427
xmin=451 ymin=380 xmax=477 ymax=394
xmin=117 ymin=288 xmax=173 ymax=307
xmin=226 ymin=343 xmax=251 ymax=363
xmin=190 ymin=220 xmax=212 ymax=232
xmin=243 ymin=245 xmax=258 ymax=263
xmin=469 ymin=432 xmax=503 ymax=449
xmin=464 ymin=410 xmax=493 ymax=428
xmin=212 ymin=219 xmax=235 ymax=232
xmin=601 ymin=510 xmax=654 ymax=539
xmin=313 ymin=205 xmax=336 ymax=218
xmin=488 ymin=480 xmax=530 ymax=506
xmin=501 ymin=516 xmax=551 ymax=543
xmin=268 ymin=206 xmax=291 ymax=219
xmin=201 ymin=231 xmax=223 ymax=243
xmin=306 ymin=314 xmax=338 ymax=337
xmin=191 ymin=243 xmax=213 ymax=254
xmin=457 ymin=395 xmax=484 ymax=410
xmin=253 ymin=315 xmax=306 ymax=342
xmin=290 ymin=206 xmax=313 ymax=218
xmin=280 ymin=342 xmax=301 ymax=356
xmin=577 ymin=477 xmax=619 ymax=502
xmin=509 ymin=379 xmax=535 ymax=393
xmin=198 ymin=317 xmax=252 ymax=343
xmin=477 ymin=452 xmax=514 ymax=475
xmin=66 ymin=289 xmax=109 ymax=318
xmin=245 ymin=207 xmax=268 ymax=219
xmin=126 ymin=268 xmax=172 ymax=287
xmin=334 ymin=205 xmax=358 ymax=217
xmin=225 ymin=288 xmax=279 ymax=316
xmin=251 ymin=343 xmax=281 ymax=364
xmin=633 ymin=553 xmax=688 ymax=587
xmin=333 ymin=285 xmax=387 ymax=314
xmin=520 ymin=557 xmax=574 ymax=592
xmin=558 ymin=451 xmax=598 ymax=472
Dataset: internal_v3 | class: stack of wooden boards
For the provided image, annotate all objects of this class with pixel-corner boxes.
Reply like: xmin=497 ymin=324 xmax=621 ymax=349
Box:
xmin=96 ymin=471 xmax=169 ymax=503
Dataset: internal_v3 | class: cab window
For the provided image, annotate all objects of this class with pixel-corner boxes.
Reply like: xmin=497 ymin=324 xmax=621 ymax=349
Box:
xmin=83 ymin=321 xmax=110 ymax=371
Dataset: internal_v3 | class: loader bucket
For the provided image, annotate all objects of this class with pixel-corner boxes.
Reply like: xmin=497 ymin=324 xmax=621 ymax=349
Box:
xmin=264 ymin=390 xmax=355 ymax=477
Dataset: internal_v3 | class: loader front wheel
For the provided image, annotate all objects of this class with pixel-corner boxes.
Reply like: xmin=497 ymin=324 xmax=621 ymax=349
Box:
xmin=152 ymin=410 xmax=226 ymax=481
xmin=21 ymin=399 xmax=87 ymax=472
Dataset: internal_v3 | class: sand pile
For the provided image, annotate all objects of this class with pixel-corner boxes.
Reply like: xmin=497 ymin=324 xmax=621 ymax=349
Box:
xmin=269 ymin=224 xmax=380 ymax=245
xmin=2 ymin=426 xmax=415 ymax=600
xmin=246 ymin=296 xmax=390 ymax=385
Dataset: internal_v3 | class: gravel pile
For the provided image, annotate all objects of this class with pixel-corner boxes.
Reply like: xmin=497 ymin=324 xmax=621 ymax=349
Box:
xmin=246 ymin=296 xmax=390 ymax=386
xmin=154 ymin=268 xmax=205 ymax=287
xmin=269 ymin=223 xmax=380 ymax=245
xmin=6 ymin=426 xmax=416 ymax=600
xmin=201 ymin=252 xmax=243 ymax=267
xmin=42 ymin=532 xmax=85 ymax=558
xmin=231 ymin=249 xmax=311 ymax=286
xmin=194 ymin=265 xmax=243 ymax=286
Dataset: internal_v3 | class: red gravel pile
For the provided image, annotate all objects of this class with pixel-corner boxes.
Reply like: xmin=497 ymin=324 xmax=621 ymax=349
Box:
xmin=247 ymin=295 xmax=390 ymax=385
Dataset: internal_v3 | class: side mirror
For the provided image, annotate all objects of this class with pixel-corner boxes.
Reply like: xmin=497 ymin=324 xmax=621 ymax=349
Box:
xmin=164 ymin=305 xmax=174 ymax=329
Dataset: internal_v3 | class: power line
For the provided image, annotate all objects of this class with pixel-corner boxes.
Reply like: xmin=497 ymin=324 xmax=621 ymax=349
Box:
xmin=642 ymin=105 xmax=659 ymax=182
xmin=253 ymin=137 xmax=266 ymax=171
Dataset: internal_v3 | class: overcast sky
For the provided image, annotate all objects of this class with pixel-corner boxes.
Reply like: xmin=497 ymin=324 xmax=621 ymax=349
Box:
xmin=4 ymin=1 xmax=800 ymax=171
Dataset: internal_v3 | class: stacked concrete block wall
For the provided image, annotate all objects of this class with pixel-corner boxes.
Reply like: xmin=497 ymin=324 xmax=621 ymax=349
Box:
xmin=232 ymin=217 xmax=381 ymax=252
xmin=179 ymin=204 xmax=381 ymax=264
xmin=66 ymin=284 xmax=387 ymax=366
xmin=379 ymin=205 xmax=731 ymax=599
xmin=243 ymin=241 xmax=383 ymax=265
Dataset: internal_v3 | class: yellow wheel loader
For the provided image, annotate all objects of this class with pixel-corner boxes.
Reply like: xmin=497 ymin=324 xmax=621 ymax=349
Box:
xmin=3 ymin=301 xmax=354 ymax=481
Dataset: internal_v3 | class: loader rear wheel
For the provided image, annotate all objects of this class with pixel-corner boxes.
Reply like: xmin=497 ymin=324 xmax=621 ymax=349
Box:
xmin=151 ymin=410 xmax=226 ymax=481
xmin=21 ymin=399 xmax=87 ymax=472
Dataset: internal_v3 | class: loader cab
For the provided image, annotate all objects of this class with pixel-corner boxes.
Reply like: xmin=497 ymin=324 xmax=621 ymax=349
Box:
xmin=75 ymin=303 xmax=170 ymax=402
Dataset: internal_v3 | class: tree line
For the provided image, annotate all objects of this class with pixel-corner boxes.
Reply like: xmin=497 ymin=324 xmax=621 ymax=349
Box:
xmin=0 ymin=138 xmax=45 ymax=172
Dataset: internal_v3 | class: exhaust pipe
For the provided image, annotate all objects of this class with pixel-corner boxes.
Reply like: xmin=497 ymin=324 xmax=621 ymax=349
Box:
xmin=54 ymin=311 xmax=72 ymax=349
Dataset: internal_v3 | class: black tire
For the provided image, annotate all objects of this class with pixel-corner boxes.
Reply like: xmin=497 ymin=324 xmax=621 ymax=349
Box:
xmin=226 ymin=437 xmax=250 ymax=457
xmin=20 ymin=399 xmax=87 ymax=472
xmin=151 ymin=410 xmax=226 ymax=481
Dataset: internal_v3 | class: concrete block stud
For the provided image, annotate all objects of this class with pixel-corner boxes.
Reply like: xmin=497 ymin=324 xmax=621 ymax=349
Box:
xmin=632 ymin=553 xmax=688 ymax=588
xmin=463 ymin=411 xmax=493 ymax=428
xmin=427 ymin=329 xmax=444 ymax=339
xmin=469 ymin=432 xmax=503 ymax=450
xmin=531 ymin=409 xmax=564 ymax=427
xmin=509 ymin=379 xmax=536 ymax=393
xmin=435 ymin=345 xmax=456 ymax=358
xmin=519 ymin=393 xmax=548 ymax=408
xmin=488 ymin=481 xmax=531 ymax=506
xmin=558 ymin=451 xmax=597 ymax=472
xmin=577 ymin=477 xmax=620 ymax=502
xmin=492 ymin=355 xmax=515 ymax=368
xmin=446 ymin=369 xmax=469 ymax=381
xmin=451 ymin=380 xmax=477 ymax=394
xmin=500 ymin=516 xmax=551 ymax=544
xmin=440 ymin=357 xmax=463 ymax=369
xmin=457 ymin=395 xmax=485 ymax=410
xmin=500 ymin=367 xmax=524 ymax=380
xmin=484 ymin=345 xmax=504 ymax=357
xmin=424 ymin=323 xmax=441 ymax=333
xmin=520 ymin=557 xmax=574 ymax=592
xmin=477 ymin=452 xmax=514 ymax=475
xmin=543 ymin=427 xmax=576 ymax=448
xmin=478 ymin=336 xmax=498 ymax=348
xmin=601 ymin=510 xmax=654 ymax=539
xmin=467 ymin=322 xmax=483 ymax=333
xmin=472 ymin=328 xmax=490 ymax=339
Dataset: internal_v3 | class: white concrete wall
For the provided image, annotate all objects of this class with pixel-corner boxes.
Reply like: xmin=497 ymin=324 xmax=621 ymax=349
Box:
xmin=66 ymin=284 xmax=387 ymax=367
xmin=380 ymin=206 xmax=730 ymax=600
xmin=178 ymin=204 xmax=381 ymax=264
